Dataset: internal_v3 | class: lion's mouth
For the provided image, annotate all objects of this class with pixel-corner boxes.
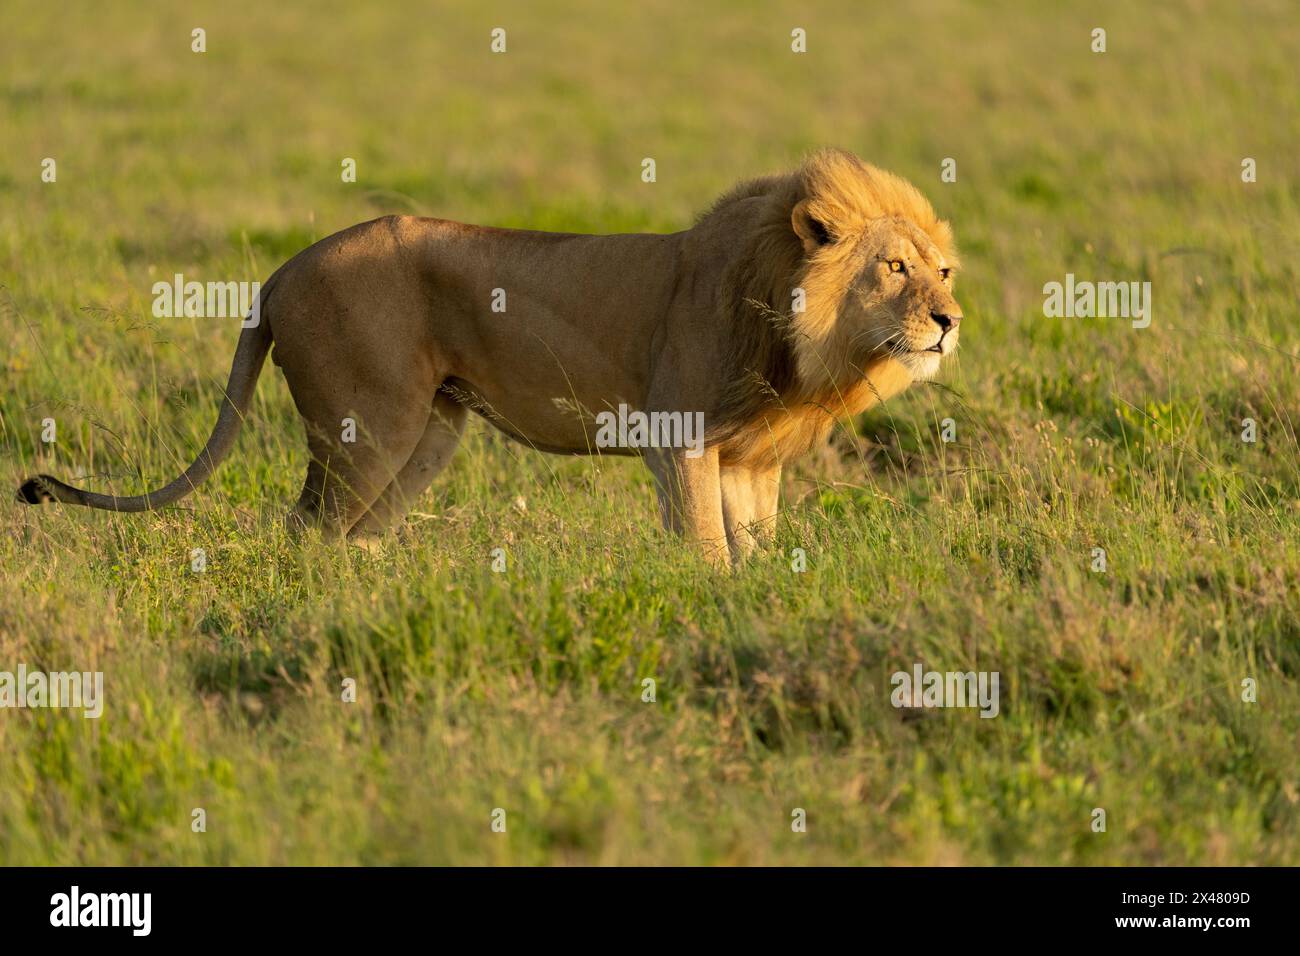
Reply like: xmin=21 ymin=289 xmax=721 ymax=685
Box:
xmin=878 ymin=334 xmax=952 ymax=360
xmin=913 ymin=333 xmax=955 ymax=355
xmin=872 ymin=338 xmax=947 ymax=381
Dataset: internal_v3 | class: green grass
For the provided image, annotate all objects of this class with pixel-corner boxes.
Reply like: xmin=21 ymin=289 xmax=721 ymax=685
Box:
xmin=2 ymin=0 xmax=1297 ymax=864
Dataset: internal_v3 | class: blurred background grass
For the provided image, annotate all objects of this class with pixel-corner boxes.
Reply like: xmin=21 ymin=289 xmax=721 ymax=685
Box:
xmin=1 ymin=0 xmax=1297 ymax=864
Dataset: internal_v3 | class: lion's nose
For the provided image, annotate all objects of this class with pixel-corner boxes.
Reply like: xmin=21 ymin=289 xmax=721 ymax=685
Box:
xmin=930 ymin=311 xmax=962 ymax=332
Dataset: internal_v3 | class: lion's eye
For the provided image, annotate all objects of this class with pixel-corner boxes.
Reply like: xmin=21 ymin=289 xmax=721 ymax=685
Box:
xmin=888 ymin=259 xmax=906 ymax=274
xmin=939 ymin=268 xmax=952 ymax=281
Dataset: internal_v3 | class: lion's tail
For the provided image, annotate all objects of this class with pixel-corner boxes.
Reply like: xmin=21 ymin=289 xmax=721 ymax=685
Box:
xmin=16 ymin=277 xmax=278 ymax=513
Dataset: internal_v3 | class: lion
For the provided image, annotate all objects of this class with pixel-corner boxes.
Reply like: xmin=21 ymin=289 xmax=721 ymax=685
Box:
xmin=17 ymin=148 xmax=962 ymax=565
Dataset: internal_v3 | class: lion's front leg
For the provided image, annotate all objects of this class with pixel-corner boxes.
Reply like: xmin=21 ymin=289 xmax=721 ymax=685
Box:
xmin=645 ymin=446 xmax=730 ymax=566
xmin=720 ymin=463 xmax=782 ymax=561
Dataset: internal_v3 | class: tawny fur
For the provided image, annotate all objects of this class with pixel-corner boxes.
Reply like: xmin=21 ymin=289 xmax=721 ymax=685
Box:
xmin=17 ymin=148 xmax=962 ymax=566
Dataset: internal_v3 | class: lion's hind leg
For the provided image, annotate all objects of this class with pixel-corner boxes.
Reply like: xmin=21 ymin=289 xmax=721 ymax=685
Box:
xmin=347 ymin=392 xmax=467 ymax=541
xmin=284 ymin=387 xmax=436 ymax=543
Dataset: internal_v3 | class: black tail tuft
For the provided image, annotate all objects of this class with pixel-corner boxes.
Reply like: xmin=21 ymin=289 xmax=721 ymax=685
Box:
xmin=16 ymin=475 xmax=58 ymax=504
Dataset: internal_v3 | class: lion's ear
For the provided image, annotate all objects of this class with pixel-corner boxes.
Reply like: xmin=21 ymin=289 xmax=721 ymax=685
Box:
xmin=791 ymin=199 xmax=832 ymax=254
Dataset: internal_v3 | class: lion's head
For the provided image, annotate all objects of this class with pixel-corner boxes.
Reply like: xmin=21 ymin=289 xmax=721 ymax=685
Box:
xmin=707 ymin=148 xmax=962 ymax=465
xmin=788 ymin=148 xmax=961 ymax=386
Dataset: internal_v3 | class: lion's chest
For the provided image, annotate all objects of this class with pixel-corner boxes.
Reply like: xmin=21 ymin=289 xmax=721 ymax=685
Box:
xmin=719 ymin=359 xmax=915 ymax=466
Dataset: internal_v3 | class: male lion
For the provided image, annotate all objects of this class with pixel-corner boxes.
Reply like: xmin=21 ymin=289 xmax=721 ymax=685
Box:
xmin=18 ymin=148 xmax=962 ymax=564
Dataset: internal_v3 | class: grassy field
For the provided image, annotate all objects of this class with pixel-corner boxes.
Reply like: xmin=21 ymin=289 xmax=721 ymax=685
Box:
xmin=2 ymin=0 xmax=1297 ymax=865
